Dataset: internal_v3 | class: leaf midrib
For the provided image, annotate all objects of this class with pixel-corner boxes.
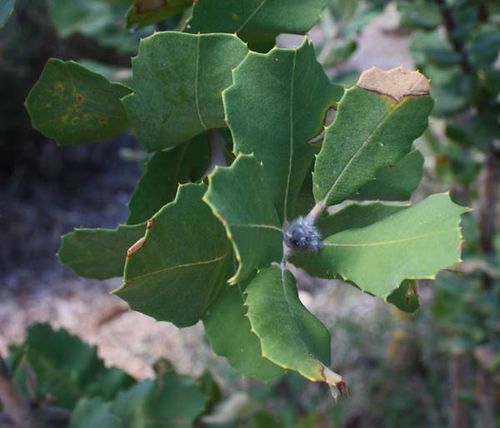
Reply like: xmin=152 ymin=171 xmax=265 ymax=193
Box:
xmin=322 ymin=98 xmax=398 ymax=204
xmin=125 ymin=252 xmax=230 ymax=285
xmin=236 ymin=0 xmax=267 ymax=33
xmin=194 ymin=36 xmax=208 ymax=130
xmin=283 ymin=49 xmax=298 ymax=221
xmin=279 ymin=269 xmax=321 ymax=376
xmin=324 ymin=228 xmax=456 ymax=248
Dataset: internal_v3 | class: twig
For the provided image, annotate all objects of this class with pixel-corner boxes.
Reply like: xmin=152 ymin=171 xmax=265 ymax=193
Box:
xmin=449 ymin=259 xmax=498 ymax=279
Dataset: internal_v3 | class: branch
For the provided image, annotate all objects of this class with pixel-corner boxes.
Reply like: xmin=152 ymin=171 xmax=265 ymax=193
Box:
xmin=477 ymin=147 xmax=500 ymax=289
xmin=434 ymin=0 xmax=472 ymax=74
xmin=0 ymin=358 xmax=32 ymax=427
xmin=478 ymin=148 xmax=499 ymax=254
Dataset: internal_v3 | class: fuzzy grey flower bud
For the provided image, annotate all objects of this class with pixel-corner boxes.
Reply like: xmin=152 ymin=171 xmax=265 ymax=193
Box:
xmin=284 ymin=217 xmax=321 ymax=251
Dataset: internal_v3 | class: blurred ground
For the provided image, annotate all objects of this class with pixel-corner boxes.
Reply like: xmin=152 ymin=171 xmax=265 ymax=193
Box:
xmin=0 ymin=6 xmax=413 ymax=383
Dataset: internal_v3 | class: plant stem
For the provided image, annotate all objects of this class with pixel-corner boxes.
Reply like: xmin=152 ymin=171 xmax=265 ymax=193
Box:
xmin=204 ymin=129 xmax=227 ymax=177
xmin=305 ymin=198 xmax=327 ymax=225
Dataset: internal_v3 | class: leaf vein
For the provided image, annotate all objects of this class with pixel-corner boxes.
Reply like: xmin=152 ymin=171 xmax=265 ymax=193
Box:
xmin=323 ymin=103 xmax=396 ymax=203
xmin=283 ymin=49 xmax=298 ymax=221
xmin=231 ymin=224 xmax=282 ymax=232
xmin=126 ymin=252 xmax=229 ymax=284
xmin=194 ymin=36 xmax=208 ymax=130
xmin=236 ymin=0 xmax=267 ymax=33
xmin=324 ymin=229 xmax=456 ymax=248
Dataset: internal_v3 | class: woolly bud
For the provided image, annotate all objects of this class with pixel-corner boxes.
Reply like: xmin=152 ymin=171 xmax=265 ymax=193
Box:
xmin=284 ymin=217 xmax=321 ymax=251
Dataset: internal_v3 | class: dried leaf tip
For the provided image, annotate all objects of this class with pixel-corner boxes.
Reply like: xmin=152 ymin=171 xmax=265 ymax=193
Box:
xmin=321 ymin=365 xmax=348 ymax=400
xmin=357 ymin=66 xmax=430 ymax=101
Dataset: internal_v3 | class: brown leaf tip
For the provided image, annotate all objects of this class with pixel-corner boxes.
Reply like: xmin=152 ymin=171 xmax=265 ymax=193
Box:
xmin=357 ymin=66 xmax=430 ymax=101
xmin=337 ymin=380 xmax=350 ymax=397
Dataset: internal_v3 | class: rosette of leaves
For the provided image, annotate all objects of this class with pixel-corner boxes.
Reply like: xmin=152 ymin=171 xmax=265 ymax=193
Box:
xmin=26 ymin=10 xmax=468 ymax=396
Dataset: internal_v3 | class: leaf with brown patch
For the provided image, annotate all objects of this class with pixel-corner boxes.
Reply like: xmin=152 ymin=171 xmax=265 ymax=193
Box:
xmin=25 ymin=59 xmax=131 ymax=146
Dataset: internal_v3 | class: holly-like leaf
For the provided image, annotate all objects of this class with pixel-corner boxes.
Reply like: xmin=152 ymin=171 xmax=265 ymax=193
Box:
xmin=58 ymin=224 xmax=145 ymax=280
xmin=245 ymin=266 xmax=346 ymax=394
xmin=123 ymin=32 xmax=248 ymax=151
xmin=223 ymin=41 xmax=342 ymax=221
xmin=115 ymin=183 xmax=232 ymax=327
xmin=352 ymin=150 xmax=425 ymax=201
xmin=70 ymin=399 xmax=121 ymax=428
xmin=25 ymin=59 xmax=131 ymax=145
xmin=203 ymin=283 xmax=284 ymax=381
xmin=25 ymin=324 xmax=135 ymax=409
xmin=293 ymin=193 xmax=468 ymax=298
xmin=204 ymin=155 xmax=282 ymax=284
xmin=0 ymin=0 xmax=15 ymax=28
xmin=188 ymin=0 xmax=328 ymax=50
xmin=127 ymin=136 xmax=210 ymax=225
xmin=317 ymin=203 xmax=407 ymax=237
xmin=387 ymin=280 xmax=419 ymax=313
xmin=313 ymin=66 xmax=434 ymax=206
xmin=112 ymin=369 xmax=206 ymax=427
xmin=126 ymin=0 xmax=191 ymax=29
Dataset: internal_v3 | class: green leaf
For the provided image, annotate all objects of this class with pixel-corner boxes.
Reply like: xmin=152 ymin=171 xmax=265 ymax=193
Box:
xmin=127 ymin=136 xmax=210 ymax=225
xmin=25 ymin=324 xmax=134 ymax=409
xmin=47 ymin=0 xmax=142 ymax=53
xmin=293 ymin=193 xmax=468 ymax=298
xmin=317 ymin=203 xmax=407 ymax=237
xmin=0 ymin=0 xmax=15 ymax=28
xmin=352 ymin=150 xmax=425 ymax=201
xmin=204 ymin=155 xmax=282 ymax=284
xmin=398 ymin=0 xmax=440 ymax=30
xmin=115 ymin=183 xmax=232 ymax=327
xmin=251 ymin=411 xmax=285 ymax=428
xmin=419 ymin=65 xmax=472 ymax=117
xmin=468 ymin=24 xmax=500 ymax=67
xmin=386 ymin=280 xmax=419 ymax=314
xmin=188 ymin=0 xmax=328 ymax=50
xmin=322 ymin=39 xmax=358 ymax=68
xmin=126 ymin=0 xmax=191 ymax=29
xmin=112 ymin=369 xmax=206 ymax=428
xmin=313 ymin=67 xmax=434 ymax=206
xmin=245 ymin=266 xmax=345 ymax=391
xmin=203 ymin=283 xmax=284 ymax=381
xmin=123 ymin=32 xmax=248 ymax=151
xmin=25 ymin=59 xmax=131 ymax=146
xmin=197 ymin=372 xmax=222 ymax=415
xmin=223 ymin=41 xmax=342 ymax=221
xmin=48 ymin=0 xmax=111 ymax=38
xmin=70 ymin=398 xmax=122 ymax=428
xmin=58 ymin=223 xmax=145 ymax=280
xmin=409 ymin=31 xmax=461 ymax=67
